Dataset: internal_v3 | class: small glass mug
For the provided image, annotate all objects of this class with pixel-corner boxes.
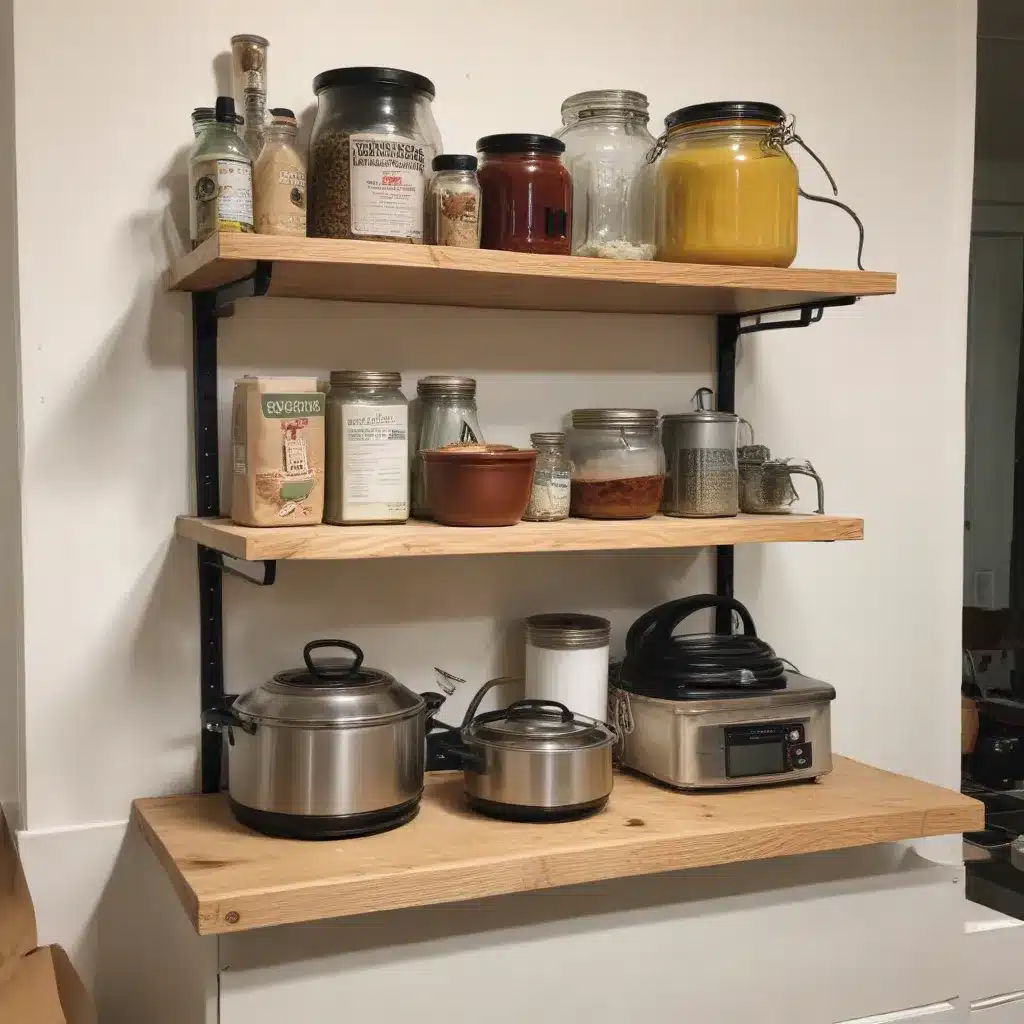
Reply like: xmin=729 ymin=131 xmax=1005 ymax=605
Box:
xmin=738 ymin=454 xmax=824 ymax=515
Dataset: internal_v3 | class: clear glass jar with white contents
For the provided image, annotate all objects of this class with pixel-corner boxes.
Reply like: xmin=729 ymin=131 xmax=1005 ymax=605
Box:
xmin=523 ymin=432 xmax=570 ymax=522
xmin=325 ymin=371 xmax=409 ymax=525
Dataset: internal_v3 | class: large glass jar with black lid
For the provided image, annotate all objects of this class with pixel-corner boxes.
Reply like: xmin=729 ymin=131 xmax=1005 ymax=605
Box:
xmin=476 ymin=135 xmax=572 ymax=255
xmin=325 ymin=371 xmax=409 ymax=525
xmin=308 ymin=67 xmax=442 ymax=243
xmin=554 ymin=90 xmax=656 ymax=260
xmin=568 ymin=409 xmax=665 ymax=520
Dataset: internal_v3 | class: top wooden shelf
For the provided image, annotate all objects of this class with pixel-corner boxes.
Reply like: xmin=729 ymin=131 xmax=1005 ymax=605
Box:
xmin=169 ymin=234 xmax=897 ymax=316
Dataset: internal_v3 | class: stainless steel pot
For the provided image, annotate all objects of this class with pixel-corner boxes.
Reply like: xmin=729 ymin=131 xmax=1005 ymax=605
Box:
xmin=202 ymin=640 xmax=445 ymax=839
xmin=437 ymin=677 xmax=616 ymax=821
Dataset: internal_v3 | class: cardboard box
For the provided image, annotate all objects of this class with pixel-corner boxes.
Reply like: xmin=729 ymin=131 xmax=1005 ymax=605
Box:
xmin=0 ymin=810 xmax=96 ymax=1023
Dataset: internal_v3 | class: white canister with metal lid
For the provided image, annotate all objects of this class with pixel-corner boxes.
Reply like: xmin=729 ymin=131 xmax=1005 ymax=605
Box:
xmin=524 ymin=613 xmax=612 ymax=722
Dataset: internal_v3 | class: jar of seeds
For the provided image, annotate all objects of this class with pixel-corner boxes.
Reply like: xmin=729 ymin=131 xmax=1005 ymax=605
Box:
xmin=660 ymin=388 xmax=739 ymax=518
xmin=523 ymin=432 xmax=570 ymax=521
xmin=428 ymin=155 xmax=481 ymax=247
xmin=308 ymin=67 xmax=441 ymax=243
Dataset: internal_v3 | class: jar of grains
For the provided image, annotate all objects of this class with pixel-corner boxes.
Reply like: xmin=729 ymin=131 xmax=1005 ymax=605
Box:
xmin=254 ymin=108 xmax=306 ymax=236
xmin=568 ymin=409 xmax=665 ymax=519
xmin=325 ymin=371 xmax=409 ymax=525
xmin=427 ymin=155 xmax=481 ymax=247
xmin=523 ymin=432 xmax=571 ymax=522
xmin=308 ymin=67 xmax=441 ymax=243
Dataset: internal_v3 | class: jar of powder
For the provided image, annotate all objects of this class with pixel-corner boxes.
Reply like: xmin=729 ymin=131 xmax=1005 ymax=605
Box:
xmin=254 ymin=108 xmax=307 ymax=237
xmin=428 ymin=155 xmax=481 ymax=247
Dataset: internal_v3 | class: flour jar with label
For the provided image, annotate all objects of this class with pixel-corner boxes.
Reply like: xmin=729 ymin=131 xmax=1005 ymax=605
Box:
xmin=325 ymin=371 xmax=409 ymax=525
xmin=524 ymin=614 xmax=612 ymax=722
xmin=308 ymin=67 xmax=441 ymax=242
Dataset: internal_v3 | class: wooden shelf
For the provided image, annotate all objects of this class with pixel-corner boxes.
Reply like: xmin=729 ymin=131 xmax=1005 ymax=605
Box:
xmin=176 ymin=513 xmax=864 ymax=562
xmin=133 ymin=757 xmax=982 ymax=935
xmin=168 ymin=234 xmax=897 ymax=315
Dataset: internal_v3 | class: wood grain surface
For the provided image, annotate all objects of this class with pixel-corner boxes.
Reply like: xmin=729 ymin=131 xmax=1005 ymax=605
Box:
xmin=133 ymin=758 xmax=982 ymax=935
xmin=175 ymin=513 xmax=864 ymax=561
xmin=168 ymin=234 xmax=897 ymax=315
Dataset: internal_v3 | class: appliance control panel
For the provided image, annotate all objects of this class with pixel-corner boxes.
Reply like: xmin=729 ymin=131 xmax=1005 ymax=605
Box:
xmin=724 ymin=721 xmax=812 ymax=779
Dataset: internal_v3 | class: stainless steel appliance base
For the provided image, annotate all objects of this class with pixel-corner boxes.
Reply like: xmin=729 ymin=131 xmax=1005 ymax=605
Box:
xmin=230 ymin=795 xmax=420 ymax=840
xmin=466 ymin=793 xmax=608 ymax=822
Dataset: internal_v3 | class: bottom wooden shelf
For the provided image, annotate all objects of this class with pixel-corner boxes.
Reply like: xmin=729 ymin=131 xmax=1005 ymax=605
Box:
xmin=133 ymin=757 xmax=981 ymax=935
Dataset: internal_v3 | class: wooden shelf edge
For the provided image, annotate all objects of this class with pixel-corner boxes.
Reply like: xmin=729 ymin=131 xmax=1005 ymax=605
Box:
xmin=174 ymin=513 xmax=864 ymax=562
xmin=133 ymin=758 xmax=981 ymax=935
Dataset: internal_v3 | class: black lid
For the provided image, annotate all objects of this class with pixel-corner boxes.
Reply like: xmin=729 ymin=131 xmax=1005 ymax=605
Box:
xmin=664 ymin=101 xmax=785 ymax=130
xmin=215 ymin=96 xmax=244 ymax=125
xmin=476 ymin=133 xmax=565 ymax=155
xmin=269 ymin=107 xmax=295 ymax=118
xmin=313 ymin=67 xmax=435 ymax=98
xmin=432 ymin=154 xmax=477 ymax=172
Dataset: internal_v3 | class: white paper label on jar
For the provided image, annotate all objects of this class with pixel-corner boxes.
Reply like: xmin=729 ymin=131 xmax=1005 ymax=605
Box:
xmin=194 ymin=158 xmax=253 ymax=242
xmin=341 ymin=403 xmax=409 ymax=521
xmin=348 ymin=132 xmax=425 ymax=240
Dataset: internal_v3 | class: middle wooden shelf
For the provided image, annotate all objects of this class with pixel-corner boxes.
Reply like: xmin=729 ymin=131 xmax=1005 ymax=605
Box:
xmin=176 ymin=512 xmax=863 ymax=562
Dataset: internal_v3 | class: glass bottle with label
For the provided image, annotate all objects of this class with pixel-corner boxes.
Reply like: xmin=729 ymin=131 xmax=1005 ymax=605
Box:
xmin=308 ymin=66 xmax=441 ymax=243
xmin=523 ymin=432 xmax=570 ymax=522
xmin=325 ymin=371 xmax=410 ymax=525
xmin=254 ymin=108 xmax=306 ymax=236
xmin=189 ymin=96 xmax=254 ymax=249
xmin=411 ymin=376 xmax=484 ymax=518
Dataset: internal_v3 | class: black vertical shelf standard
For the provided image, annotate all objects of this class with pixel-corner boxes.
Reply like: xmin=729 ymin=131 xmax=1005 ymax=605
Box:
xmin=188 ymin=271 xmax=858 ymax=792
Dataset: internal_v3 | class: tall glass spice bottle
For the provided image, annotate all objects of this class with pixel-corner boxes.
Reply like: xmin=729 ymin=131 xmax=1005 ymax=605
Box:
xmin=254 ymin=108 xmax=306 ymax=236
xmin=231 ymin=34 xmax=269 ymax=160
xmin=189 ymin=97 xmax=253 ymax=248
xmin=523 ymin=432 xmax=570 ymax=521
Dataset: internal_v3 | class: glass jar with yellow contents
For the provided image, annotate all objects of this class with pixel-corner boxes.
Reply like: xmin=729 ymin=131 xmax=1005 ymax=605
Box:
xmin=654 ymin=102 xmax=797 ymax=267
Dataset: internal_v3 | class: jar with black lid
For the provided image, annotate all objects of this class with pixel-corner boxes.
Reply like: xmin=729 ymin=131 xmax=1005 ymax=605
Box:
xmin=308 ymin=67 xmax=442 ymax=243
xmin=476 ymin=134 xmax=572 ymax=255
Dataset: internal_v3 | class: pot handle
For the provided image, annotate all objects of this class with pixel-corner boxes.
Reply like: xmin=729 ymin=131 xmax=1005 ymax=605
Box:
xmin=434 ymin=733 xmax=485 ymax=774
xmin=626 ymin=595 xmax=758 ymax=651
xmin=461 ymin=676 xmax=520 ymax=728
xmin=303 ymin=640 xmax=364 ymax=680
xmin=201 ymin=706 xmax=256 ymax=746
xmin=782 ymin=461 xmax=825 ymax=515
xmin=421 ymin=691 xmax=446 ymax=728
xmin=505 ymin=699 xmax=574 ymax=723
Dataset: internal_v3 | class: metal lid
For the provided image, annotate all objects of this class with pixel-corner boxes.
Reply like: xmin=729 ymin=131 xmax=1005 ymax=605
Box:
xmin=560 ymin=90 xmax=650 ymax=120
xmin=231 ymin=33 xmax=269 ymax=46
xmin=313 ymin=67 xmax=435 ymax=99
xmin=417 ymin=375 xmax=477 ymax=399
xmin=525 ymin=613 xmax=611 ymax=651
xmin=233 ymin=641 xmax=423 ymax=728
xmin=465 ymin=699 xmax=616 ymax=752
xmin=663 ymin=410 xmax=738 ymax=424
xmin=530 ymin=431 xmax=566 ymax=447
xmin=476 ymin=134 xmax=565 ymax=156
xmin=738 ymin=444 xmax=772 ymax=464
xmin=665 ymin=101 xmax=785 ymax=131
xmin=571 ymin=408 xmax=659 ymax=430
xmin=329 ymin=370 xmax=403 ymax=389
xmin=432 ymin=154 xmax=478 ymax=172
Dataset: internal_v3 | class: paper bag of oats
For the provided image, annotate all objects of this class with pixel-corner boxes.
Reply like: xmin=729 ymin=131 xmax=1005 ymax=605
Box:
xmin=230 ymin=376 xmax=325 ymax=527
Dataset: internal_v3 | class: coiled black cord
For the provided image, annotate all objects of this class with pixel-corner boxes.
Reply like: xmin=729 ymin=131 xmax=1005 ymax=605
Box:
xmin=620 ymin=596 xmax=787 ymax=698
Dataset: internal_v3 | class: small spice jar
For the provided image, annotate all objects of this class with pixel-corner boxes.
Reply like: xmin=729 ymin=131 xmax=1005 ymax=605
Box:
xmin=231 ymin=34 xmax=269 ymax=160
xmin=568 ymin=409 xmax=665 ymax=519
xmin=428 ymin=155 xmax=481 ymax=247
xmin=254 ymin=108 xmax=307 ymax=237
xmin=476 ymin=134 xmax=572 ymax=255
xmin=524 ymin=613 xmax=612 ymax=722
xmin=325 ymin=371 xmax=409 ymax=525
xmin=523 ymin=432 xmax=570 ymax=522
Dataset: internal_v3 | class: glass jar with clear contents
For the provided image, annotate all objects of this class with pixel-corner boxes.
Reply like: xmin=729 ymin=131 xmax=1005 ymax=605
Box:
xmin=555 ymin=90 xmax=656 ymax=260
xmin=654 ymin=102 xmax=798 ymax=267
xmin=523 ymin=432 xmax=570 ymax=522
xmin=569 ymin=409 xmax=665 ymax=520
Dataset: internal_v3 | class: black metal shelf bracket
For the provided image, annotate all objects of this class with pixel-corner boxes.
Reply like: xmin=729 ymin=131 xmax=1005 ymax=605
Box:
xmin=714 ymin=296 xmax=857 ymax=633
xmin=193 ymin=262 xmax=274 ymax=793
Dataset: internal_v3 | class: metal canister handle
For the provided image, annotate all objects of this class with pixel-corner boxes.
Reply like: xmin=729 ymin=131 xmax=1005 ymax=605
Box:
xmin=783 ymin=462 xmax=825 ymax=514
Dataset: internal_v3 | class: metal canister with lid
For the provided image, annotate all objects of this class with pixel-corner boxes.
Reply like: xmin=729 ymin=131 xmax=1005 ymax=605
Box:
xmin=411 ymin=375 xmax=484 ymax=518
xmin=525 ymin=613 xmax=612 ymax=722
xmin=661 ymin=388 xmax=739 ymax=518
xmin=325 ymin=370 xmax=409 ymax=525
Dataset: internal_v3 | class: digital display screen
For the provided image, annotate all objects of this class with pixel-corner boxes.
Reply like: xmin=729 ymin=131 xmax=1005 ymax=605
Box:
xmin=726 ymin=740 xmax=785 ymax=778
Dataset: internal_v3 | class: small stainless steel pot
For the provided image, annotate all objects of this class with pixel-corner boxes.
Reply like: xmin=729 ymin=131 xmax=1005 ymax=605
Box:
xmin=202 ymin=640 xmax=444 ymax=840
xmin=437 ymin=677 xmax=616 ymax=821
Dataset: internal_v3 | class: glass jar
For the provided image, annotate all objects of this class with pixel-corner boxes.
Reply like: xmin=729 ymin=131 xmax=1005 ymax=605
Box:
xmin=568 ymin=409 xmax=665 ymax=520
xmin=308 ymin=67 xmax=441 ymax=243
xmin=654 ymin=102 xmax=798 ymax=267
xmin=325 ymin=371 xmax=409 ymax=525
xmin=476 ymin=135 xmax=572 ymax=255
xmin=427 ymin=155 xmax=481 ymax=247
xmin=254 ymin=108 xmax=307 ymax=237
xmin=191 ymin=107 xmax=216 ymax=138
xmin=411 ymin=376 xmax=484 ymax=518
xmin=555 ymin=90 xmax=656 ymax=260
xmin=231 ymin=34 xmax=269 ymax=160
xmin=523 ymin=432 xmax=570 ymax=522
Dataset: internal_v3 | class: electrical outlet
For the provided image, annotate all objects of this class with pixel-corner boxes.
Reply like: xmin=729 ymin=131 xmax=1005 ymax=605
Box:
xmin=975 ymin=569 xmax=996 ymax=609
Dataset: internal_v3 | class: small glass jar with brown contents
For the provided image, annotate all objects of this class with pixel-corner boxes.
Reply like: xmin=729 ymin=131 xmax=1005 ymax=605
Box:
xmin=476 ymin=134 xmax=572 ymax=255
xmin=569 ymin=409 xmax=665 ymax=519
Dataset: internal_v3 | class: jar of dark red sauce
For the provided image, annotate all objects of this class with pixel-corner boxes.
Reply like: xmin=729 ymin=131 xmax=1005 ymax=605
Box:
xmin=476 ymin=134 xmax=572 ymax=255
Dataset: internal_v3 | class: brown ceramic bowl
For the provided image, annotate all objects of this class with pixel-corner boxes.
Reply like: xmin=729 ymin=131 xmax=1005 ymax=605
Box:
xmin=422 ymin=445 xmax=537 ymax=527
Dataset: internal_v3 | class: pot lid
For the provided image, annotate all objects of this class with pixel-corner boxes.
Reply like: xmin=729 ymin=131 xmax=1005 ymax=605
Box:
xmin=233 ymin=640 xmax=423 ymax=727
xmin=465 ymin=699 xmax=615 ymax=751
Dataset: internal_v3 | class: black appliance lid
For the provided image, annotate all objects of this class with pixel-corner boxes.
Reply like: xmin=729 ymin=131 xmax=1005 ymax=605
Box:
xmin=476 ymin=133 xmax=565 ymax=155
xmin=665 ymin=101 xmax=785 ymax=131
xmin=432 ymin=154 xmax=478 ymax=172
xmin=313 ymin=67 xmax=436 ymax=98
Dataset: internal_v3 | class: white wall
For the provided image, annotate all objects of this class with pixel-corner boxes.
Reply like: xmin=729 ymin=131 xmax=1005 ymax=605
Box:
xmin=5 ymin=0 xmax=975 ymax=1012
